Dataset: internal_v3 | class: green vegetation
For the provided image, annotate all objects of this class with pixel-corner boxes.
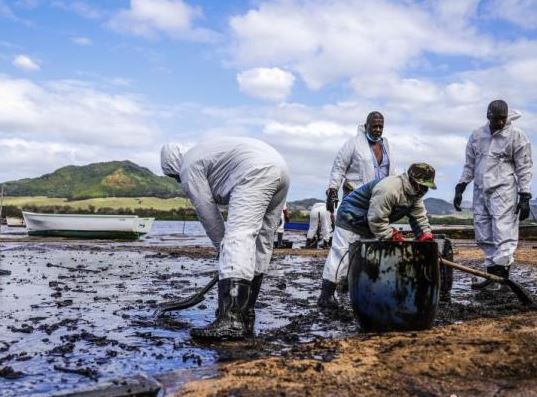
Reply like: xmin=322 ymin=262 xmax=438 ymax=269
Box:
xmin=2 ymin=160 xmax=183 ymax=200
xmin=1 ymin=196 xmax=197 ymax=220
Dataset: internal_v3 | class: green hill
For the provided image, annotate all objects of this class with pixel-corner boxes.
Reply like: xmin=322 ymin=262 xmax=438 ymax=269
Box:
xmin=2 ymin=160 xmax=183 ymax=200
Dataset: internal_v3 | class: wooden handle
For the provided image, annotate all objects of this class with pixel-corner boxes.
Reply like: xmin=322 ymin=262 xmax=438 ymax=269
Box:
xmin=439 ymin=257 xmax=505 ymax=283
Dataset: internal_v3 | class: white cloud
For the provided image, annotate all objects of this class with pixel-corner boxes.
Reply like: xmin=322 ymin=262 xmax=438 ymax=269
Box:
xmin=264 ymin=120 xmax=350 ymax=138
xmin=51 ymin=1 xmax=103 ymax=20
xmin=237 ymin=67 xmax=295 ymax=102
xmin=0 ymin=75 xmax=160 ymax=147
xmin=12 ymin=54 xmax=40 ymax=71
xmin=228 ymin=0 xmax=493 ymax=89
xmin=487 ymin=0 xmax=537 ymax=30
xmin=0 ymin=138 xmax=163 ymax=182
xmin=107 ymin=0 xmax=217 ymax=42
xmin=71 ymin=36 xmax=92 ymax=46
xmin=350 ymin=75 xmax=442 ymax=105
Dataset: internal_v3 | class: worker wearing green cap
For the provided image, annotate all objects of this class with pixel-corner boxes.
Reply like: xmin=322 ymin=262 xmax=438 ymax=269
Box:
xmin=318 ymin=163 xmax=436 ymax=310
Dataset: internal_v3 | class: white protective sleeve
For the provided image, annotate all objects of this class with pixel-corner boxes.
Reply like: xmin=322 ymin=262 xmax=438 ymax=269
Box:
xmin=183 ymin=167 xmax=226 ymax=249
xmin=513 ymin=129 xmax=533 ymax=194
xmin=328 ymin=125 xmax=394 ymax=191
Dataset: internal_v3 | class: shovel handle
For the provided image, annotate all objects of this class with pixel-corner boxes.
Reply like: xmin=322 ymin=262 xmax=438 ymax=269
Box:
xmin=439 ymin=257 xmax=505 ymax=283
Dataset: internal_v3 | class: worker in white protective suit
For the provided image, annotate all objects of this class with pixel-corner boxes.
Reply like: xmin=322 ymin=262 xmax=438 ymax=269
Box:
xmin=275 ymin=203 xmax=289 ymax=248
xmin=318 ymin=163 xmax=436 ymax=310
xmin=161 ymin=137 xmax=289 ymax=340
xmin=326 ymin=111 xmax=395 ymax=214
xmin=305 ymin=202 xmax=333 ymax=249
xmin=453 ymin=100 xmax=533 ymax=291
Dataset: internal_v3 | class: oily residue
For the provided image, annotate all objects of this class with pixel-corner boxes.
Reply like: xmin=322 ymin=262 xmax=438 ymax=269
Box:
xmin=0 ymin=229 xmax=536 ymax=396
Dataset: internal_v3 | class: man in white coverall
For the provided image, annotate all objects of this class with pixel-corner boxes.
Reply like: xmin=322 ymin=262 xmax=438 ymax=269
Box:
xmin=326 ymin=111 xmax=395 ymax=213
xmin=318 ymin=163 xmax=436 ymax=309
xmin=161 ymin=137 xmax=289 ymax=340
xmin=453 ymin=100 xmax=533 ymax=290
xmin=275 ymin=203 xmax=289 ymax=248
xmin=305 ymin=202 xmax=333 ymax=248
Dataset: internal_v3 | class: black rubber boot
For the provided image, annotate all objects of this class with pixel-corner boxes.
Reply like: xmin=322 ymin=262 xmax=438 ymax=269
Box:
xmin=471 ymin=265 xmax=509 ymax=290
xmin=317 ymin=279 xmax=340 ymax=310
xmin=245 ymin=274 xmax=264 ymax=336
xmin=305 ymin=238 xmax=317 ymax=249
xmin=277 ymin=232 xmax=283 ymax=248
xmin=191 ymin=278 xmax=251 ymax=340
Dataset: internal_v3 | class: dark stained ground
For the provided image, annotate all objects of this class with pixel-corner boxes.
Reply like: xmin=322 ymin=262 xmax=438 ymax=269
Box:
xmin=1 ymin=229 xmax=536 ymax=396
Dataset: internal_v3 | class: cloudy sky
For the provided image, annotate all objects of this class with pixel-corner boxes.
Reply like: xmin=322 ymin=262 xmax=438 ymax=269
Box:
xmin=1 ymin=0 xmax=536 ymax=201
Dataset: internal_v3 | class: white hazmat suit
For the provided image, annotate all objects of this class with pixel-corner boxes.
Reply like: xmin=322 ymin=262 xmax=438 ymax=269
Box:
xmin=306 ymin=203 xmax=333 ymax=244
xmin=161 ymin=137 xmax=290 ymax=280
xmin=328 ymin=125 xmax=395 ymax=194
xmin=458 ymin=112 xmax=532 ymax=267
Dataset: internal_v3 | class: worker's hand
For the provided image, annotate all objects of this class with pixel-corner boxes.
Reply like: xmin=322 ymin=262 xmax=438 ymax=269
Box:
xmin=453 ymin=182 xmax=467 ymax=211
xmin=326 ymin=188 xmax=339 ymax=213
xmin=416 ymin=232 xmax=434 ymax=242
xmin=516 ymin=193 xmax=532 ymax=221
xmin=391 ymin=229 xmax=405 ymax=242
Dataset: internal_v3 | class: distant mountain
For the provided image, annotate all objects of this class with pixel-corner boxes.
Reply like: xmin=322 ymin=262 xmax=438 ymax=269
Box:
xmin=288 ymin=198 xmax=324 ymax=211
xmin=289 ymin=197 xmax=458 ymax=215
xmin=424 ymin=198 xmax=455 ymax=215
xmin=2 ymin=160 xmax=183 ymax=200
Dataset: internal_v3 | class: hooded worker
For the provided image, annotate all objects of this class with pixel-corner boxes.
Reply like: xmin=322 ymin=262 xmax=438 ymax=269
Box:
xmin=326 ymin=111 xmax=396 ymax=213
xmin=453 ymin=100 xmax=533 ymax=290
xmin=161 ymin=137 xmax=289 ymax=340
xmin=305 ymin=202 xmax=333 ymax=248
xmin=318 ymin=163 xmax=436 ymax=309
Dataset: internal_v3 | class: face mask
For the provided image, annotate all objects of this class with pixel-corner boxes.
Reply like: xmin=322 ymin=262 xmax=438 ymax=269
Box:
xmin=415 ymin=185 xmax=428 ymax=198
xmin=366 ymin=132 xmax=382 ymax=143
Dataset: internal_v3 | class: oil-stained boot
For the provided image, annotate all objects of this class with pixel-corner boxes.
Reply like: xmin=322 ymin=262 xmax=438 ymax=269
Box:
xmin=471 ymin=265 xmax=509 ymax=291
xmin=245 ymin=274 xmax=264 ymax=336
xmin=191 ymin=278 xmax=251 ymax=340
xmin=317 ymin=279 xmax=340 ymax=310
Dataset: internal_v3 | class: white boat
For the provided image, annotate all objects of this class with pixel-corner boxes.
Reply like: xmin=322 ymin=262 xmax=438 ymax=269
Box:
xmin=22 ymin=211 xmax=154 ymax=239
xmin=6 ymin=217 xmax=26 ymax=227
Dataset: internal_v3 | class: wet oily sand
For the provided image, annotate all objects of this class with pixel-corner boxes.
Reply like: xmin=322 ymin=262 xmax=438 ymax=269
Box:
xmin=177 ymin=243 xmax=537 ymax=397
xmin=1 ymin=240 xmax=537 ymax=396
xmin=179 ymin=312 xmax=537 ymax=397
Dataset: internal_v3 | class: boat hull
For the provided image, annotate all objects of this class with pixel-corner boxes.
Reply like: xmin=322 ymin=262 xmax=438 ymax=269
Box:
xmin=23 ymin=212 xmax=154 ymax=240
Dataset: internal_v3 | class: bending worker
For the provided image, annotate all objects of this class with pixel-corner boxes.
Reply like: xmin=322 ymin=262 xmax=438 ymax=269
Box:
xmin=326 ymin=111 xmax=395 ymax=213
xmin=306 ymin=202 xmax=333 ymax=248
xmin=453 ymin=100 xmax=533 ymax=290
xmin=318 ymin=163 xmax=436 ymax=309
xmin=161 ymin=137 xmax=289 ymax=340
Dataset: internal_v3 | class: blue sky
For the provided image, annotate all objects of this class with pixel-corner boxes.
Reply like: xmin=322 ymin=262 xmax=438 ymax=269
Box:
xmin=1 ymin=0 xmax=536 ymax=202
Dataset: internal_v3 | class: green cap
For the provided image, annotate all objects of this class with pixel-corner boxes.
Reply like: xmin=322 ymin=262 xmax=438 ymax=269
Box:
xmin=408 ymin=163 xmax=437 ymax=190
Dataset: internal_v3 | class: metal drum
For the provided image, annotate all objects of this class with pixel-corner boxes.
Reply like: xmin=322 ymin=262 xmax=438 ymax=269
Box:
xmin=348 ymin=240 xmax=440 ymax=332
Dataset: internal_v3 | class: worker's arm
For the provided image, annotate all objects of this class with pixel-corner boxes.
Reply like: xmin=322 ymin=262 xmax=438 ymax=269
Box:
xmin=513 ymin=130 xmax=533 ymax=195
xmin=408 ymin=199 xmax=432 ymax=236
xmin=184 ymin=170 xmax=225 ymax=250
xmin=367 ymin=186 xmax=398 ymax=240
xmin=328 ymin=138 xmax=354 ymax=190
xmin=458 ymin=133 xmax=476 ymax=184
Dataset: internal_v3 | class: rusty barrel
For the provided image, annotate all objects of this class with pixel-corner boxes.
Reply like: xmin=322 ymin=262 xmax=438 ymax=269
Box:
xmin=348 ymin=240 xmax=440 ymax=332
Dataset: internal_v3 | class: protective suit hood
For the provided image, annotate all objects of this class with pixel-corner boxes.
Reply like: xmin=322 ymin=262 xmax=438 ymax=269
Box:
xmin=161 ymin=143 xmax=184 ymax=178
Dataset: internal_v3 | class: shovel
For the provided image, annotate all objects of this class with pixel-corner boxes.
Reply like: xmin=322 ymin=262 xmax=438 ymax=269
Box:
xmin=439 ymin=257 xmax=534 ymax=306
xmin=153 ymin=272 xmax=218 ymax=318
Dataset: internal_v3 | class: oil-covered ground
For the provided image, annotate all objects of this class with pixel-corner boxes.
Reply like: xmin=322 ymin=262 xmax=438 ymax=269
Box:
xmin=1 ymin=222 xmax=537 ymax=396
